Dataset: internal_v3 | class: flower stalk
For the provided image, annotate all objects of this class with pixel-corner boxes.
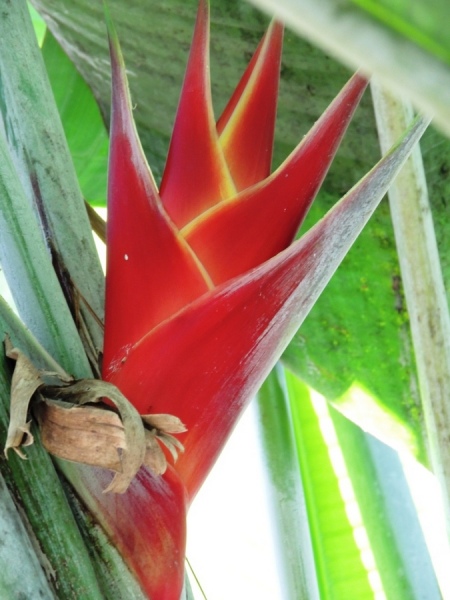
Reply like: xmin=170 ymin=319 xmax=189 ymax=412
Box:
xmin=371 ymin=82 xmax=450 ymax=533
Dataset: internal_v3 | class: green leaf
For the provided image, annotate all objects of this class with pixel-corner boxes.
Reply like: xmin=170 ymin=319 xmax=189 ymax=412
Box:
xmin=30 ymin=0 xmax=376 ymax=182
xmin=282 ymin=190 xmax=426 ymax=461
xmin=284 ymin=368 xmax=440 ymax=599
xmin=282 ymin=370 xmax=374 ymax=599
xmin=349 ymin=0 xmax=450 ymax=64
xmin=247 ymin=0 xmax=450 ymax=137
xmin=42 ymin=30 xmax=109 ymax=206
xmin=0 ymin=0 xmax=104 ymax=354
xmin=0 ymin=470 xmax=53 ymax=598
xmin=28 ymin=1 xmax=47 ymax=46
xmin=257 ymin=367 xmax=319 ymax=599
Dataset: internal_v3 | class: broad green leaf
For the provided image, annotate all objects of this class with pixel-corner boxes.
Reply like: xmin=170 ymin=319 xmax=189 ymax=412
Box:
xmin=281 ymin=191 xmax=426 ymax=461
xmin=284 ymin=368 xmax=441 ymax=599
xmin=247 ymin=0 xmax=450 ymax=138
xmin=30 ymin=0 xmax=377 ymax=183
xmin=349 ymin=0 xmax=450 ymax=64
xmin=282 ymin=370 xmax=375 ymax=599
xmin=42 ymin=31 xmax=109 ymax=206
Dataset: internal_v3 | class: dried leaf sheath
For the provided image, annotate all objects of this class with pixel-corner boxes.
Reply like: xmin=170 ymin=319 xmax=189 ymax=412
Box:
xmin=4 ymin=338 xmax=186 ymax=494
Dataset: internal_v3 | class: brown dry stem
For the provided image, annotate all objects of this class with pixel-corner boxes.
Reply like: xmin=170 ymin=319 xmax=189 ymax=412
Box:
xmin=3 ymin=336 xmax=186 ymax=493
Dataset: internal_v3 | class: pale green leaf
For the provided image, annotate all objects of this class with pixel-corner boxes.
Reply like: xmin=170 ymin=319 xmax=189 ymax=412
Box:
xmin=283 ymin=371 xmax=375 ymax=599
xmin=0 ymin=0 xmax=104 ymax=353
xmin=42 ymin=31 xmax=109 ymax=206
xmin=0 ymin=470 xmax=53 ymax=598
xmin=284 ymin=368 xmax=441 ymax=599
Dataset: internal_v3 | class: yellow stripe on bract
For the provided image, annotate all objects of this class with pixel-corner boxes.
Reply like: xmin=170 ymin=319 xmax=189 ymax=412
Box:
xmin=218 ymin=21 xmax=277 ymax=151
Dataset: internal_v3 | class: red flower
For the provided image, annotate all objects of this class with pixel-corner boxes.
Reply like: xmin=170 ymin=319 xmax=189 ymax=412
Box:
xmin=69 ymin=2 xmax=427 ymax=598
xmin=103 ymin=0 xmax=367 ymax=500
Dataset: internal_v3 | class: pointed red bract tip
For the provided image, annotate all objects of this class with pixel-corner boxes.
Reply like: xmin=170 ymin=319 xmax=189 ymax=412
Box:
xmin=159 ymin=0 xmax=235 ymax=228
xmin=217 ymin=20 xmax=284 ymax=191
xmin=183 ymin=73 xmax=368 ymax=285
xmin=104 ymin=11 xmax=210 ymax=376
xmin=108 ymin=111 xmax=428 ymax=502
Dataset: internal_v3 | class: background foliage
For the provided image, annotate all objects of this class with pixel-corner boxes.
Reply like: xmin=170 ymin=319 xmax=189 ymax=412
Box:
xmin=32 ymin=0 xmax=450 ymax=461
xmin=0 ymin=0 xmax=448 ymax=597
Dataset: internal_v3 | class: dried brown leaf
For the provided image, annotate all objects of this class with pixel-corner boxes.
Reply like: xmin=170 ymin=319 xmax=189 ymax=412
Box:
xmin=35 ymin=399 xmax=126 ymax=472
xmin=144 ymin=431 xmax=167 ymax=475
xmin=4 ymin=336 xmax=43 ymax=458
xmin=44 ymin=380 xmax=146 ymax=494
xmin=142 ymin=413 xmax=187 ymax=434
xmin=3 ymin=338 xmax=186 ymax=493
xmin=157 ymin=432 xmax=185 ymax=462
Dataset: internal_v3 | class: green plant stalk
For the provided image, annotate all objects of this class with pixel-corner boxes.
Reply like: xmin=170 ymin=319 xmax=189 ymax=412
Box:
xmin=247 ymin=0 xmax=449 ymax=136
xmin=0 ymin=2 xmax=150 ymax=592
xmin=0 ymin=297 xmax=148 ymax=598
xmin=0 ymin=0 xmax=104 ymax=351
xmin=0 ymin=130 xmax=91 ymax=376
xmin=371 ymin=82 xmax=450 ymax=534
xmin=0 ymin=4 xmax=193 ymax=594
xmin=0 ymin=301 xmax=104 ymax=598
xmin=61 ymin=479 xmax=148 ymax=600
xmin=257 ymin=366 xmax=320 ymax=600
xmin=0 ymin=469 xmax=53 ymax=598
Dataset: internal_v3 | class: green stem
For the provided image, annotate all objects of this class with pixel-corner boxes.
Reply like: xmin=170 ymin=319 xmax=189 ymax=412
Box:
xmin=0 ymin=0 xmax=104 ymax=352
xmin=0 ymin=301 xmax=104 ymax=599
xmin=0 ymin=297 xmax=147 ymax=598
xmin=257 ymin=366 xmax=320 ymax=600
xmin=0 ymin=131 xmax=91 ymax=376
xmin=371 ymin=82 xmax=450 ymax=534
xmin=0 ymin=470 xmax=54 ymax=598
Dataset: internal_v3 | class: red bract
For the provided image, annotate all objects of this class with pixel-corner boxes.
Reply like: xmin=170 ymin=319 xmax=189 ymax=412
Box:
xmin=75 ymin=1 xmax=427 ymax=597
xmin=104 ymin=0 xmax=367 ymax=491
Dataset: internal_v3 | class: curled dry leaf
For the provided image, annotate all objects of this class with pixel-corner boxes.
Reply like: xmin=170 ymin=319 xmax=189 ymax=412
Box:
xmin=4 ymin=336 xmax=42 ymax=459
xmin=141 ymin=413 xmax=187 ymax=434
xmin=3 ymin=337 xmax=186 ymax=493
